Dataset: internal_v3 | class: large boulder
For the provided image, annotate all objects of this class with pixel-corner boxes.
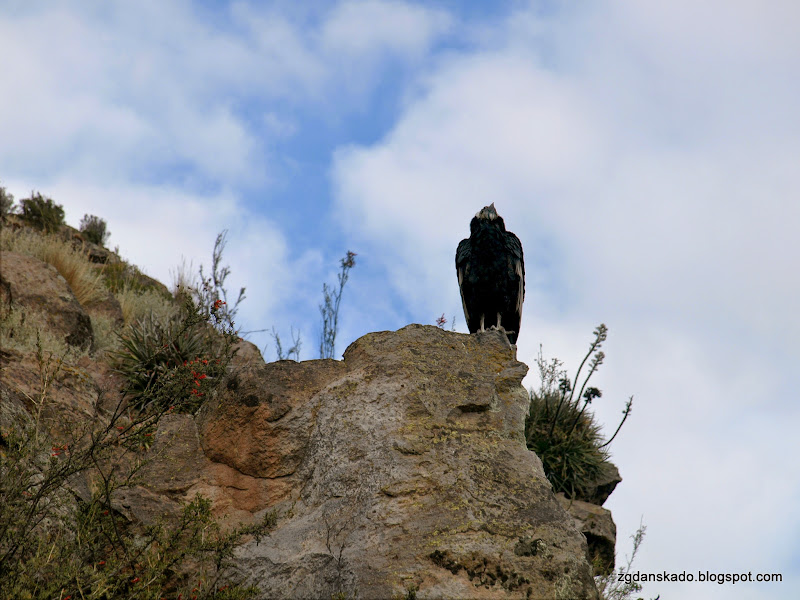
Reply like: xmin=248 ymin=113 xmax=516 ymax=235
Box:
xmin=198 ymin=325 xmax=599 ymax=599
xmin=23 ymin=323 xmax=602 ymax=598
xmin=578 ymin=462 xmax=622 ymax=507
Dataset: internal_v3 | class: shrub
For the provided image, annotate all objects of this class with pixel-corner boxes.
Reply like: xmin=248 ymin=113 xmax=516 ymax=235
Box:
xmin=102 ymin=260 xmax=166 ymax=295
xmin=112 ymin=297 xmax=237 ymax=414
xmin=525 ymin=325 xmax=632 ymax=499
xmin=596 ymin=522 xmax=658 ymax=600
xmin=0 ymin=185 xmax=13 ymax=219
xmin=79 ymin=213 xmax=110 ymax=246
xmin=90 ymin=312 xmax=120 ymax=356
xmin=0 ymin=304 xmax=80 ymax=364
xmin=19 ymin=191 xmax=65 ymax=232
xmin=170 ymin=256 xmax=198 ymax=299
xmin=319 ymin=250 xmax=356 ymax=359
xmin=192 ymin=230 xmax=246 ymax=331
xmin=526 ymin=388 xmax=609 ymax=499
xmin=0 ymin=335 xmax=274 ymax=598
xmin=113 ymin=309 xmax=209 ymax=412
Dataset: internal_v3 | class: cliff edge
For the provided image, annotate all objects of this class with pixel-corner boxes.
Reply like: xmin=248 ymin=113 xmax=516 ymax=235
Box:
xmin=196 ymin=324 xmax=599 ymax=599
xmin=1 ymin=240 xmax=600 ymax=598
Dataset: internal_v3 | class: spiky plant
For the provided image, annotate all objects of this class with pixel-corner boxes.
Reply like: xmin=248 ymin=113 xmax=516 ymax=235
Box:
xmin=112 ymin=304 xmax=215 ymax=412
xmin=525 ymin=325 xmax=633 ymax=499
xmin=526 ymin=388 xmax=609 ymax=499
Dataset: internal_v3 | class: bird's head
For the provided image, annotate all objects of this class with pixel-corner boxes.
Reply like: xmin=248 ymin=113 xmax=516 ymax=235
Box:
xmin=476 ymin=203 xmax=498 ymax=221
xmin=471 ymin=203 xmax=506 ymax=232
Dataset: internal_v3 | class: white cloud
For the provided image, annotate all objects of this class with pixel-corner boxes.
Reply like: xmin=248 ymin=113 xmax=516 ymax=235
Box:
xmin=0 ymin=0 xmax=452 ymax=187
xmin=321 ymin=0 xmax=451 ymax=59
xmin=0 ymin=0 xmax=455 ymax=358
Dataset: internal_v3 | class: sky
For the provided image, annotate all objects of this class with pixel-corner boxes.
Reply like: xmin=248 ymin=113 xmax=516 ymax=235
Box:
xmin=2 ymin=1 xmax=799 ymax=598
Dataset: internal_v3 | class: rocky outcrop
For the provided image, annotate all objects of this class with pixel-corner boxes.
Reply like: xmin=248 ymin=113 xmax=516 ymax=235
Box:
xmin=1 ymin=219 xmax=615 ymax=598
xmin=92 ymin=326 xmax=600 ymax=598
xmin=1 ymin=261 xmax=606 ymax=599
xmin=0 ymin=251 xmax=94 ymax=350
xmin=560 ymin=462 xmax=621 ymax=577
xmin=189 ymin=325 xmax=598 ymax=599
xmin=557 ymin=494 xmax=616 ymax=577
xmin=578 ymin=462 xmax=622 ymax=507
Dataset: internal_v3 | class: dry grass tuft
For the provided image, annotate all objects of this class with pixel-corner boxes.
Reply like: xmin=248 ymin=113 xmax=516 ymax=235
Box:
xmin=170 ymin=256 xmax=198 ymax=299
xmin=115 ymin=285 xmax=179 ymax=327
xmin=1 ymin=228 xmax=107 ymax=306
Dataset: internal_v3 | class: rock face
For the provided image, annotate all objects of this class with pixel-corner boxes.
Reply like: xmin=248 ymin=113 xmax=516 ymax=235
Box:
xmin=195 ymin=325 xmax=599 ymax=599
xmin=0 ymin=271 xmax=604 ymax=600
xmin=0 ymin=251 xmax=94 ymax=350
xmin=578 ymin=462 xmax=622 ymax=507
xmin=557 ymin=494 xmax=617 ymax=577
xmin=2 ymin=220 xmax=612 ymax=598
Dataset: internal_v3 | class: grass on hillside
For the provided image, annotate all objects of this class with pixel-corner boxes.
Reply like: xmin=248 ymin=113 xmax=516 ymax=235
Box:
xmin=116 ymin=285 xmax=179 ymax=327
xmin=1 ymin=227 xmax=106 ymax=307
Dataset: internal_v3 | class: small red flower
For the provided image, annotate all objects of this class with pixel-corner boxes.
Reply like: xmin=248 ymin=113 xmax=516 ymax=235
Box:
xmin=131 ymin=576 xmax=140 ymax=584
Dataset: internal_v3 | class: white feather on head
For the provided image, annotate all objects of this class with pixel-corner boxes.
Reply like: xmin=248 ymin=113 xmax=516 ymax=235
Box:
xmin=475 ymin=203 xmax=498 ymax=220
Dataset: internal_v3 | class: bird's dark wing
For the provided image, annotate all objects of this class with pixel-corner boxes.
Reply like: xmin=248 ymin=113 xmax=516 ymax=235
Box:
xmin=455 ymin=238 xmax=472 ymax=325
xmin=505 ymin=232 xmax=525 ymax=319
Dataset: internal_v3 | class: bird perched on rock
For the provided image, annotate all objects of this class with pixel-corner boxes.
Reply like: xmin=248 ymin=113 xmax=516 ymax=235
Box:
xmin=456 ymin=204 xmax=525 ymax=344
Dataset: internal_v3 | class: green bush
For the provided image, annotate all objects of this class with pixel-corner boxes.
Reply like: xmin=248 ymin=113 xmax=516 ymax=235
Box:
xmin=0 ymin=185 xmax=13 ymax=219
xmin=525 ymin=325 xmax=632 ymax=499
xmin=19 ymin=192 xmax=65 ymax=232
xmin=111 ymin=299 xmax=229 ymax=413
xmin=526 ymin=388 xmax=609 ymax=499
xmin=79 ymin=213 xmax=110 ymax=246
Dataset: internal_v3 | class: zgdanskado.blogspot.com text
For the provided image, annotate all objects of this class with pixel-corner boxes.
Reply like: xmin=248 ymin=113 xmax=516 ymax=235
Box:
xmin=619 ymin=571 xmax=782 ymax=585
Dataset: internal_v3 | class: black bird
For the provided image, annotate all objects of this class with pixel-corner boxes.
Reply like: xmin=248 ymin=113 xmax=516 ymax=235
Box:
xmin=456 ymin=204 xmax=525 ymax=344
